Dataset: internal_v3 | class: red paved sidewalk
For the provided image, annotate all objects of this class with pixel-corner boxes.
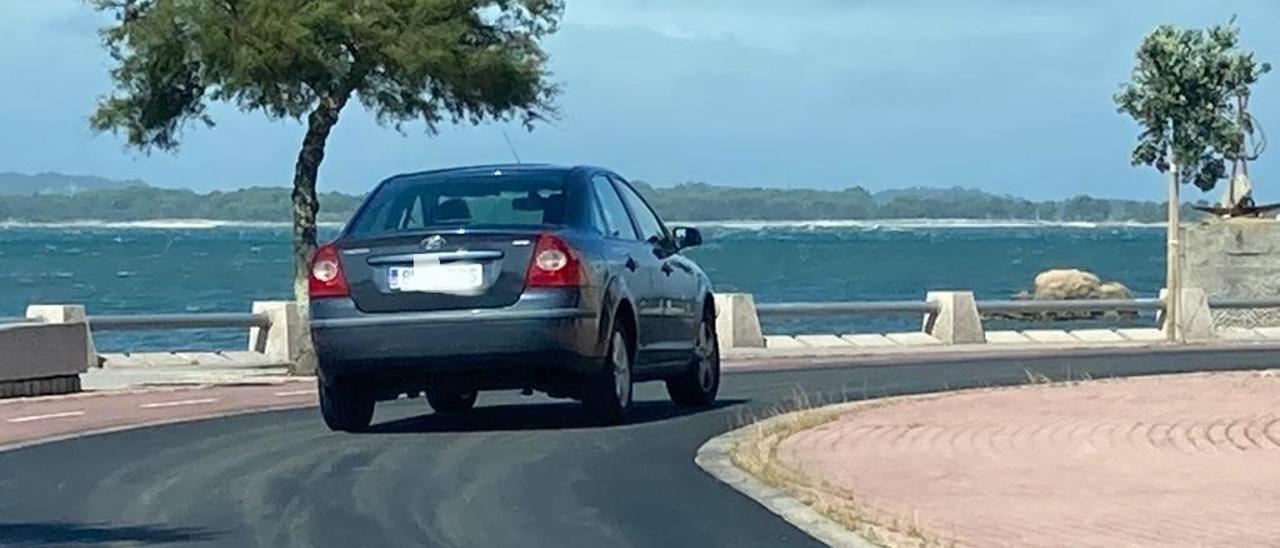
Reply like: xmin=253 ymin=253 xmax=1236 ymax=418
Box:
xmin=778 ymin=370 xmax=1280 ymax=547
xmin=1 ymin=381 xmax=317 ymax=450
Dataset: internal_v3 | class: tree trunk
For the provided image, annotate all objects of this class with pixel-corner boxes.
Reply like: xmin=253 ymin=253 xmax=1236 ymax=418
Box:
xmin=289 ymin=94 xmax=348 ymax=375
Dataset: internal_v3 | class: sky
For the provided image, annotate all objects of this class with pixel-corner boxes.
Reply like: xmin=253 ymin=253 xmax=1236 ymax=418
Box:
xmin=1 ymin=0 xmax=1278 ymax=201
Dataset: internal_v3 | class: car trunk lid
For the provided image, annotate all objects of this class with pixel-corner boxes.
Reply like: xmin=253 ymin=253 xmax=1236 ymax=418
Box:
xmin=340 ymin=230 xmax=539 ymax=313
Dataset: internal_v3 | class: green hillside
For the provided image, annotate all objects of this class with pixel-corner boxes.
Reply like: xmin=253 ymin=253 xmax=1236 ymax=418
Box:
xmin=0 ymin=173 xmax=1202 ymax=223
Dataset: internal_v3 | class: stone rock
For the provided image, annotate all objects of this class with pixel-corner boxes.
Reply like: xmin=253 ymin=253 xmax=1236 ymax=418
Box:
xmin=1031 ymin=269 xmax=1132 ymax=300
xmin=1096 ymin=281 xmax=1133 ymax=300
xmin=996 ymin=269 xmax=1136 ymax=321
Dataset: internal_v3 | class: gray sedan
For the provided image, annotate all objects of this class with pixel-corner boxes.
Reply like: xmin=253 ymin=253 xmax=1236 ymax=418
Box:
xmin=309 ymin=164 xmax=719 ymax=431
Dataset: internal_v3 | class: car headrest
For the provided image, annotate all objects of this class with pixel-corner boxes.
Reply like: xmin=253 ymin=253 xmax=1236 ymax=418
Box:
xmin=541 ymin=194 xmax=565 ymax=224
xmin=436 ymin=198 xmax=471 ymax=223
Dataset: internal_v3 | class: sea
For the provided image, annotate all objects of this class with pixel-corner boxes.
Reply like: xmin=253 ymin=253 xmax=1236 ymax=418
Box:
xmin=0 ymin=221 xmax=1167 ymax=352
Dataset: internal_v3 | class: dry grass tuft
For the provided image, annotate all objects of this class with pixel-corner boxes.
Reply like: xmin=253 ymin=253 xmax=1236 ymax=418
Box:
xmin=1022 ymin=368 xmax=1053 ymax=385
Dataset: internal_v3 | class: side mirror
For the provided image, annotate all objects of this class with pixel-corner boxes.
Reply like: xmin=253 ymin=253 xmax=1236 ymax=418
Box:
xmin=672 ymin=226 xmax=702 ymax=249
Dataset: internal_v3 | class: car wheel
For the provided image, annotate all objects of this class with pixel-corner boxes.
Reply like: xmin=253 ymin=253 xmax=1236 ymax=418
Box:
xmin=666 ymin=307 xmax=720 ymax=407
xmin=582 ymin=324 xmax=633 ymax=425
xmin=318 ymin=378 xmax=375 ymax=432
xmin=426 ymin=388 xmax=479 ymax=414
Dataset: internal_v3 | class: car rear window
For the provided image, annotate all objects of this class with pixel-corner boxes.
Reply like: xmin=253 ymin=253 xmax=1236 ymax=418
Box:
xmin=346 ymin=171 xmax=568 ymax=237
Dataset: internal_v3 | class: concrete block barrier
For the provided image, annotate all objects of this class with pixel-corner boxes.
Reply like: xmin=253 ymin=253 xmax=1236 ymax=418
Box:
xmin=1158 ymin=287 xmax=1215 ymax=342
xmin=923 ymin=291 xmax=986 ymax=344
xmin=26 ymin=304 xmax=98 ymax=368
xmin=0 ymin=322 xmax=90 ymax=398
xmin=249 ymin=301 xmax=304 ymax=366
xmin=714 ymin=294 xmax=765 ymax=352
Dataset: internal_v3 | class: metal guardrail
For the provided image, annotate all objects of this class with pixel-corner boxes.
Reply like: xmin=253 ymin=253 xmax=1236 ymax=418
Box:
xmin=1207 ymin=297 xmax=1280 ymax=309
xmin=978 ymin=298 xmax=1165 ymax=314
xmin=0 ymin=317 xmax=40 ymax=325
xmin=754 ymin=298 xmax=1166 ymax=318
xmin=88 ymin=313 xmax=271 ymax=331
xmin=757 ymin=297 xmax=1280 ymax=319
xmin=756 ymin=301 xmax=938 ymax=317
xmin=14 ymin=296 xmax=1280 ymax=331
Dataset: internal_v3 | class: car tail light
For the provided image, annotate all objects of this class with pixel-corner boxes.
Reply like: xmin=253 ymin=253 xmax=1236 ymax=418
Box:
xmin=526 ymin=233 xmax=581 ymax=287
xmin=309 ymin=242 xmax=350 ymax=298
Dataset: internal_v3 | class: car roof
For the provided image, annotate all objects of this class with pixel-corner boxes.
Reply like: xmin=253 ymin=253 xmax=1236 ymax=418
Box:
xmin=384 ymin=163 xmax=612 ymax=182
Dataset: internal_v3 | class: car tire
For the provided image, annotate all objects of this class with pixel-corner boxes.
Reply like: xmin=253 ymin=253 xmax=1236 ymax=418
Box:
xmin=582 ymin=322 xmax=634 ymax=425
xmin=318 ymin=378 xmax=375 ymax=432
xmin=666 ymin=307 xmax=720 ymax=407
xmin=426 ymin=388 xmax=479 ymax=414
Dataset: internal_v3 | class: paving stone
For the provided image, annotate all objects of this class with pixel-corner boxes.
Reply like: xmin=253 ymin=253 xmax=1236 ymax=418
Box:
xmin=1069 ymin=329 xmax=1127 ymax=343
xmin=840 ymin=334 xmax=898 ymax=348
xmin=985 ymin=331 xmax=1032 ymax=344
xmin=1253 ymin=327 xmax=1280 ymax=340
xmin=219 ymin=351 xmax=291 ymax=368
xmin=137 ymin=353 xmax=198 ymax=367
xmin=776 ymin=371 xmax=1280 ymax=548
xmin=175 ymin=352 xmax=235 ymax=366
xmin=765 ymin=336 xmax=810 ymax=349
xmin=883 ymin=332 xmax=943 ymax=346
xmin=1020 ymin=330 xmax=1080 ymax=344
xmin=1115 ymin=328 xmax=1166 ymax=342
xmin=1216 ymin=327 xmax=1266 ymax=341
xmin=100 ymin=353 xmax=148 ymax=368
xmin=794 ymin=334 xmax=854 ymax=348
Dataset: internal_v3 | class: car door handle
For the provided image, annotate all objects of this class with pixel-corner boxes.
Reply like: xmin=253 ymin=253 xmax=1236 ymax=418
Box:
xmin=661 ymin=262 xmax=674 ymax=276
xmin=625 ymin=257 xmax=638 ymax=272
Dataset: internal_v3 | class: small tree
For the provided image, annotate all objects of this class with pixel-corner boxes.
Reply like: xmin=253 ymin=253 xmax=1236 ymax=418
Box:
xmin=90 ymin=0 xmax=563 ymax=373
xmin=1115 ymin=20 xmax=1269 ymax=191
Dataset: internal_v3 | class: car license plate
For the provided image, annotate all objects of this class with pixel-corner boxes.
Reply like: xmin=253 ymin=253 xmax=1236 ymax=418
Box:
xmin=388 ymin=263 xmax=484 ymax=292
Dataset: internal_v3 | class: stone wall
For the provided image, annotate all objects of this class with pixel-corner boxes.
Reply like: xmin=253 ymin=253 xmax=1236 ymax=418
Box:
xmin=1182 ymin=220 xmax=1280 ymax=328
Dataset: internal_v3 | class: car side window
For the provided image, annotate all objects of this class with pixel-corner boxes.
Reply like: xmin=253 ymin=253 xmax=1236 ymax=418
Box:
xmin=591 ymin=174 xmax=640 ymax=240
xmin=613 ymin=179 xmax=668 ymax=245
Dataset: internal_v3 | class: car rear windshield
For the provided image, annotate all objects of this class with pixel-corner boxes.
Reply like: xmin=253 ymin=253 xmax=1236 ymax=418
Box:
xmin=346 ymin=171 xmax=568 ymax=237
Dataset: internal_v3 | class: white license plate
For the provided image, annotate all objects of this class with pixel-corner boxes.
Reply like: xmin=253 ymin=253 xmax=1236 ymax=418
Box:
xmin=388 ymin=263 xmax=484 ymax=292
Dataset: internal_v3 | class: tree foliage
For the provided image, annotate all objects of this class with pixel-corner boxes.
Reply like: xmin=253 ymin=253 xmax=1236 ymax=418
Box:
xmin=90 ymin=0 xmax=562 ymax=148
xmin=1115 ymin=21 xmax=1270 ymax=191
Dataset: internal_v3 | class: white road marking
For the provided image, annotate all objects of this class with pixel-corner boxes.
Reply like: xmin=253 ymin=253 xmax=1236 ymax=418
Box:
xmin=6 ymin=410 xmax=86 ymax=423
xmin=139 ymin=398 xmax=219 ymax=409
xmin=273 ymin=389 xmax=314 ymax=397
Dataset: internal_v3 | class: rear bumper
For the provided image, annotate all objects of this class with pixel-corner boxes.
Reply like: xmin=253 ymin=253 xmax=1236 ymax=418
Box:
xmin=310 ymin=290 xmax=605 ymax=383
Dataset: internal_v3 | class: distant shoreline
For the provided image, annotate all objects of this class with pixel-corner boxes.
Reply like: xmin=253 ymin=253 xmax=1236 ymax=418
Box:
xmin=0 ymin=218 xmax=1170 ymax=230
xmin=1 ymin=172 xmax=1210 ymax=225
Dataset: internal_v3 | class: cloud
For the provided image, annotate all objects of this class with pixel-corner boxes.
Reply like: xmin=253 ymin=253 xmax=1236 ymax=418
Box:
xmin=0 ymin=0 xmax=1277 ymax=200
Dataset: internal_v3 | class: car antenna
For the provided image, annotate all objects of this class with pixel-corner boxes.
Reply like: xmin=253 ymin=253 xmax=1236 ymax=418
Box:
xmin=501 ymin=130 xmax=523 ymax=164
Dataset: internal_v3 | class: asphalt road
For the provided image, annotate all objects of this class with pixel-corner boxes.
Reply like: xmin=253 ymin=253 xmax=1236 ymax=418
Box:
xmin=2 ymin=346 xmax=1278 ymax=548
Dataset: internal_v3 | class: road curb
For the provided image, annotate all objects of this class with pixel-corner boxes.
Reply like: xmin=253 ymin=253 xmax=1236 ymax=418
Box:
xmin=695 ymin=417 xmax=881 ymax=548
xmin=722 ymin=339 xmax=1280 ymax=373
